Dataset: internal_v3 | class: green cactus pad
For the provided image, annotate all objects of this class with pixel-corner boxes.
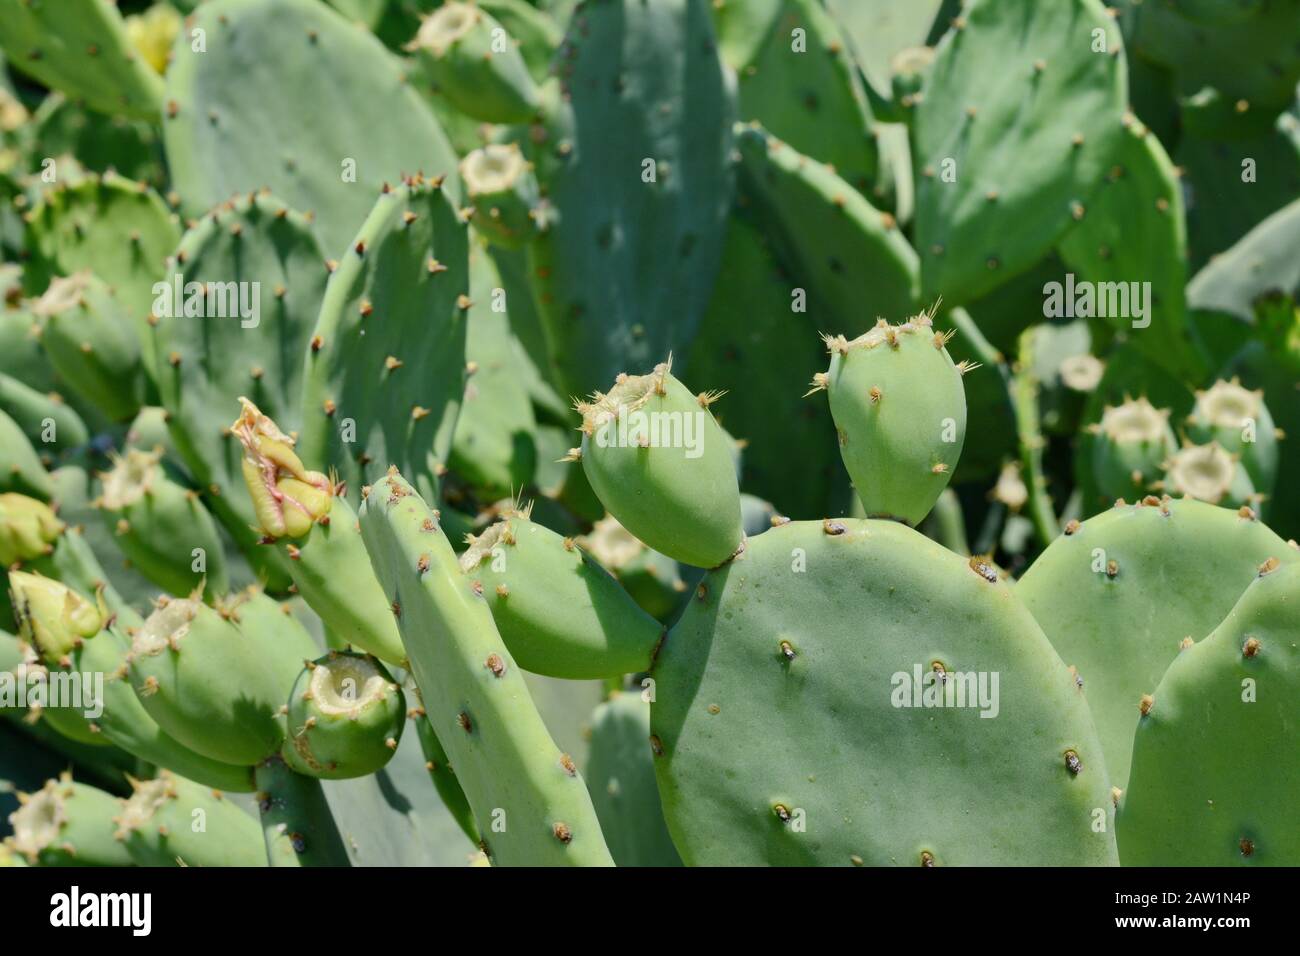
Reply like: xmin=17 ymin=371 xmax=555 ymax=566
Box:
xmin=129 ymin=591 xmax=320 ymax=767
xmin=4 ymin=773 xmax=133 ymax=867
xmin=254 ymin=754 xmax=351 ymax=867
xmin=0 ymin=408 xmax=53 ymax=500
xmin=1017 ymin=497 xmax=1298 ymax=788
xmin=525 ymin=0 xmax=734 ymax=397
xmin=1058 ymin=117 xmax=1206 ymax=380
xmin=458 ymin=509 xmax=663 ymax=679
xmin=732 ymin=0 xmax=883 ymax=201
xmin=283 ymin=651 xmax=405 ymax=780
xmin=22 ymin=172 xmax=179 ymax=337
xmin=1188 ymin=198 xmax=1300 ymax=324
xmin=115 ymin=770 xmax=265 ymax=867
xmin=912 ymin=0 xmax=1126 ymax=305
xmin=447 ymin=245 xmax=538 ymax=497
xmin=0 ymin=0 xmax=164 ymax=120
xmin=651 ymin=518 xmax=1118 ymax=866
xmin=0 ymin=372 xmax=89 ymax=457
xmin=734 ymin=123 xmax=919 ymax=335
xmin=298 ymin=178 xmax=468 ymax=508
xmin=817 ymin=314 xmax=967 ymax=526
xmin=163 ymin=0 xmax=460 ymax=259
xmin=29 ymin=272 xmax=146 ymax=422
xmin=413 ymin=703 xmax=479 ymax=846
xmin=96 ymin=448 xmax=229 ymax=598
xmin=685 ymin=215 xmax=844 ymax=517
xmin=1117 ymin=560 xmax=1300 ymax=866
xmin=586 ymin=691 xmax=682 ymax=867
xmin=152 ymin=192 xmax=328 ymax=592
xmin=577 ymin=361 xmax=743 ymax=569
xmin=408 ymin=1 xmax=540 ymax=124
xmin=358 ymin=470 xmax=614 ymax=866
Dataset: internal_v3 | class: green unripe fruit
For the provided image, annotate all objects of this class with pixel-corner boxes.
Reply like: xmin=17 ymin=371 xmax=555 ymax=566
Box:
xmin=817 ymin=314 xmax=968 ymax=526
xmin=0 ymin=493 xmax=63 ymax=566
xmin=1186 ymin=378 xmax=1278 ymax=493
xmin=5 ymin=773 xmax=133 ymax=867
xmin=1162 ymin=442 xmax=1256 ymax=510
xmin=459 ymin=509 xmax=664 ymax=679
xmin=408 ymin=2 xmax=540 ymax=124
xmin=129 ymin=591 xmax=320 ymax=767
xmin=114 ymin=770 xmax=264 ymax=867
xmin=577 ymin=361 xmax=742 ymax=569
xmin=1089 ymin=397 xmax=1177 ymax=502
xmin=8 ymin=570 xmax=101 ymax=667
xmin=282 ymin=651 xmax=405 ymax=780
xmin=462 ymin=144 xmax=542 ymax=249
xmin=97 ymin=448 xmax=229 ymax=598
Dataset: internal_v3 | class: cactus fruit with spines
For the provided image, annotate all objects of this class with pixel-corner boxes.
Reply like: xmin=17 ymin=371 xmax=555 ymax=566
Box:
xmin=408 ymin=2 xmax=541 ymax=125
xmin=575 ymin=360 xmax=743 ymax=569
xmin=459 ymin=507 xmax=663 ymax=679
xmin=2 ymin=0 xmax=1299 ymax=871
xmin=282 ymin=651 xmax=406 ymax=780
xmin=813 ymin=312 xmax=968 ymax=525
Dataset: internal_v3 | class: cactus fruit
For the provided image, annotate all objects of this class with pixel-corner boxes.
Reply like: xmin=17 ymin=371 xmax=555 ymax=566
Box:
xmin=1186 ymin=378 xmax=1278 ymax=493
xmin=8 ymin=570 xmax=100 ymax=668
xmin=1161 ymin=442 xmax=1256 ymax=510
xmin=1117 ymin=561 xmax=1300 ymax=866
xmin=298 ymin=177 xmax=469 ymax=509
xmin=0 ymin=493 xmax=62 ymax=566
xmin=459 ymin=507 xmax=663 ymax=679
xmin=0 ymin=371 xmax=89 ymax=457
xmin=0 ymin=408 xmax=54 ymax=499
xmin=1089 ymin=397 xmax=1177 ymax=502
xmin=0 ymin=0 xmax=165 ymax=121
xmin=814 ymin=313 xmax=967 ymax=525
xmin=408 ymin=2 xmax=540 ymax=125
xmin=461 ymin=145 xmax=541 ymax=250
xmin=575 ymin=361 xmax=742 ymax=569
xmin=282 ymin=651 xmax=405 ymax=780
xmin=4 ymin=773 xmax=134 ymax=867
xmin=651 ymin=518 xmax=1118 ymax=866
xmin=578 ymin=515 xmax=687 ymax=623
xmin=163 ymin=0 xmax=460 ymax=259
xmin=114 ymin=770 xmax=264 ymax=867
xmin=912 ymin=0 xmax=1126 ymax=306
xmin=96 ymin=448 xmax=229 ymax=598
xmin=359 ymin=469 xmax=614 ymax=866
xmin=1017 ymin=497 xmax=1298 ymax=788
xmin=128 ymin=591 xmax=320 ymax=767
xmin=29 ymin=271 xmax=145 ymax=421
xmin=231 ymin=398 xmax=406 ymax=666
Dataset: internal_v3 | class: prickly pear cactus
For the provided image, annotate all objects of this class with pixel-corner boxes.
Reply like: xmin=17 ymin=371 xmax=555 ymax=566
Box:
xmin=1017 ymin=497 xmax=1298 ymax=788
xmin=913 ymin=0 xmax=1127 ymax=305
xmin=163 ymin=0 xmax=460 ymax=258
xmin=1117 ymin=560 xmax=1300 ymax=866
xmin=651 ymin=518 xmax=1118 ymax=866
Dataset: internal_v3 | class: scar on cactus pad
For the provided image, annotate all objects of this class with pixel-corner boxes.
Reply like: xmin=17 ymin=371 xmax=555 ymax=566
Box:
xmin=809 ymin=309 xmax=969 ymax=526
xmin=231 ymin=397 xmax=332 ymax=539
xmin=574 ymin=358 xmax=742 ymax=570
